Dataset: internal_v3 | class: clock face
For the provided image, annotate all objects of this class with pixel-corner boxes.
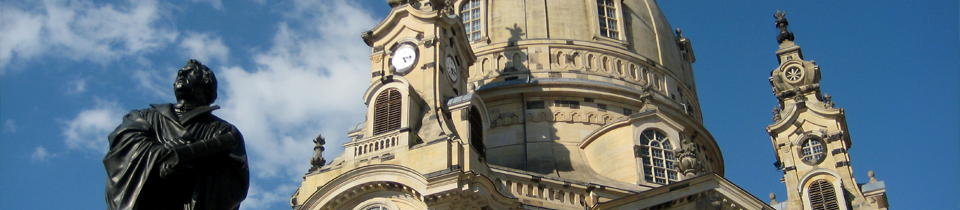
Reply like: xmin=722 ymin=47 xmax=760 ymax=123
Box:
xmin=391 ymin=44 xmax=417 ymax=74
xmin=445 ymin=56 xmax=458 ymax=82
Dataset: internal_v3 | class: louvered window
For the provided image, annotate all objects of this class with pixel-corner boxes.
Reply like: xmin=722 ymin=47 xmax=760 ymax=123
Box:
xmin=639 ymin=130 xmax=679 ymax=184
xmin=374 ymin=88 xmax=402 ymax=135
xmin=809 ymin=179 xmax=840 ymax=210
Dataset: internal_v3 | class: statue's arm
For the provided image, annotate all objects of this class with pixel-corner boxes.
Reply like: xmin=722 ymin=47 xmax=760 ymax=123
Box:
xmin=105 ymin=110 xmax=176 ymax=209
xmin=167 ymin=126 xmax=242 ymax=163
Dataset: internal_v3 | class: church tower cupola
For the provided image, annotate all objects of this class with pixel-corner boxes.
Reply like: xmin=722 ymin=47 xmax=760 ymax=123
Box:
xmin=765 ymin=12 xmax=888 ymax=210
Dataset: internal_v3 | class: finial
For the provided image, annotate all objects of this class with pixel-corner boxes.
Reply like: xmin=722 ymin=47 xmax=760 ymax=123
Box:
xmin=772 ymin=106 xmax=782 ymax=122
xmin=823 ymin=93 xmax=835 ymax=108
xmin=774 ymin=10 xmax=795 ymax=44
xmin=387 ymin=0 xmax=407 ymax=7
xmin=309 ymin=134 xmax=327 ymax=173
xmin=769 ymin=193 xmax=778 ymax=205
xmin=361 ymin=30 xmax=374 ymax=47
xmin=868 ymin=170 xmax=877 ymax=183
xmin=675 ymin=28 xmax=683 ymax=37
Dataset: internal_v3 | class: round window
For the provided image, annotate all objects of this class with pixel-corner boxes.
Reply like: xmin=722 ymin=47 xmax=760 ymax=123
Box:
xmin=799 ymin=138 xmax=826 ymax=165
xmin=784 ymin=66 xmax=803 ymax=82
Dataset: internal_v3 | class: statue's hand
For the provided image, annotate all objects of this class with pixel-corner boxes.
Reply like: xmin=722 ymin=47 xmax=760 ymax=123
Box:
xmin=158 ymin=144 xmax=180 ymax=179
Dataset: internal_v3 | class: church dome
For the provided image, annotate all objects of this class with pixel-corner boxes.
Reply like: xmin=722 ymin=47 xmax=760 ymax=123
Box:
xmin=456 ymin=0 xmax=721 ymax=187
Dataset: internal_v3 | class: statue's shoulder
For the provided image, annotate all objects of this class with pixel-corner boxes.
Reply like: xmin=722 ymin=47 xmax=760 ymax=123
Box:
xmin=208 ymin=114 xmax=238 ymax=129
xmin=118 ymin=103 xmax=174 ymax=122
xmin=132 ymin=103 xmax=174 ymax=116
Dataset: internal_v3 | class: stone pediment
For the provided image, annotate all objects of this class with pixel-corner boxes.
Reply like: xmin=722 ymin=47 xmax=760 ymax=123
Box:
xmin=364 ymin=2 xmax=476 ymax=68
xmin=592 ymin=174 xmax=774 ymax=210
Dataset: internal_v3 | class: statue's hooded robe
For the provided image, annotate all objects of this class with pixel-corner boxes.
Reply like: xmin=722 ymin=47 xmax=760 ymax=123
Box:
xmin=104 ymin=103 xmax=248 ymax=210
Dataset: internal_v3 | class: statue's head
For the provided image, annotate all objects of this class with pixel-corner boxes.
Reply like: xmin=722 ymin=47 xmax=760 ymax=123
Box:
xmin=174 ymin=59 xmax=217 ymax=106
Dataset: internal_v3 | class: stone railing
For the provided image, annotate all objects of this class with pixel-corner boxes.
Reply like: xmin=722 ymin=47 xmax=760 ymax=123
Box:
xmin=350 ymin=129 xmax=402 ymax=157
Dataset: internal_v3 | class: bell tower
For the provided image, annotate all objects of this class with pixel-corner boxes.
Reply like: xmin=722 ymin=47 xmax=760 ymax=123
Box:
xmin=292 ymin=1 xmax=510 ymax=209
xmin=765 ymin=11 xmax=888 ymax=210
xmin=358 ymin=0 xmax=477 ymax=148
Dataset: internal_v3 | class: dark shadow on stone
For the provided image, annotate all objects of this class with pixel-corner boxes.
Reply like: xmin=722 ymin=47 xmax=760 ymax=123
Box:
xmin=622 ymin=4 xmax=637 ymax=53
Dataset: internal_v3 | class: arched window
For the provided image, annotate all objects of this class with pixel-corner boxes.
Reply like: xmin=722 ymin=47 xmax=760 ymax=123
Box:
xmin=468 ymin=107 xmax=485 ymax=160
xmin=460 ymin=0 xmax=482 ymax=41
xmin=597 ymin=0 xmax=620 ymax=39
xmin=373 ymin=88 xmax=402 ymax=135
xmin=638 ymin=130 xmax=679 ymax=184
xmin=809 ymin=179 xmax=840 ymax=210
xmin=362 ymin=204 xmax=390 ymax=210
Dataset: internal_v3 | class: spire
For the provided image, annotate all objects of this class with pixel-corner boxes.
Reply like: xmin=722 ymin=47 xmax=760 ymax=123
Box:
xmin=774 ymin=11 xmax=795 ymax=44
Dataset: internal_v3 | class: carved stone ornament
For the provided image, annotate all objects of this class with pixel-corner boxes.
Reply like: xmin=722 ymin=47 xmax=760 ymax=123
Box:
xmin=309 ymin=134 xmax=327 ymax=173
xmin=439 ymin=0 xmax=456 ymax=16
xmin=677 ymin=137 xmax=701 ymax=177
xmin=772 ymin=106 xmax=782 ymax=122
xmin=361 ymin=30 xmax=375 ymax=47
xmin=421 ymin=37 xmax=436 ymax=47
xmin=387 ymin=0 xmax=408 ymax=8
xmin=696 ymin=192 xmax=722 ymax=210
xmin=823 ymin=93 xmax=835 ymax=108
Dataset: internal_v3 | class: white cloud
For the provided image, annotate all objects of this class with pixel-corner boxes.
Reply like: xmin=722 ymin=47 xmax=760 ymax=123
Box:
xmin=0 ymin=0 xmax=177 ymax=73
xmin=190 ymin=0 xmax=224 ymax=10
xmin=241 ymin=183 xmax=298 ymax=210
xmin=180 ymin=31 xmax=230 ymax=65
xmin=31 ymin=146 xmax=57 ymax=162
xmin=66 ymin=79 xmax=87 ymax=95
xmin=133 ymin=68 xmax=175 ymax=101
xmin=216 ymin=0 xmax=377 ymax=179
xmin=208 ymin=1 xmax=377 ymax=208
xmin=3 ymin=119 xmax=16 ymax=133
xmin=63 ymin=99 xmax=125 ymax=153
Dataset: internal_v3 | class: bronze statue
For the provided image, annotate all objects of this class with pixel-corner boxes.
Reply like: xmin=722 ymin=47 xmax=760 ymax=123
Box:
xmin=103 ymin=59 xmax=249 ymax=210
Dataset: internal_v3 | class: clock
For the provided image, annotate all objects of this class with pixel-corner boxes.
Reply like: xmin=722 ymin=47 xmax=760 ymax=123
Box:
xmin=445 ymin=56 xmax=458 ymax=82
xmin=391 ymin=44 xmax=418 ymax=74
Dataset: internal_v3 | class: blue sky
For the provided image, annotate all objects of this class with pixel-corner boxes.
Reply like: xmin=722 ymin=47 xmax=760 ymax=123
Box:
xmin=1 ymin=0 xmax=956 ymax=209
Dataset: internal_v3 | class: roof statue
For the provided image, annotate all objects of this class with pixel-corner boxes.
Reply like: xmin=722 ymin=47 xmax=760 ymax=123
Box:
xmin=775 ymin=10 xmax=795 ymax=44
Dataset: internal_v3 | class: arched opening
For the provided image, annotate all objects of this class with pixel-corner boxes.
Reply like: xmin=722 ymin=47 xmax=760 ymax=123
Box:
xmin=373 ymin=88 xmax=402 ymax=135
xmin=638 ymin=129 xmax=679 ymax=184
xmin=809 ymin=179 xmax=840 ymax=210
xmin=468 ymin=107 xmax=486 ymax=160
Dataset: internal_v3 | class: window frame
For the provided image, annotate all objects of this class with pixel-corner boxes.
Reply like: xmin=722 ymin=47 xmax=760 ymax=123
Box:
xmin=459 ymin=0 xmax=485 ymax=43
xmin=591 ymin=0 xmax=626 ymax=43
xmin=799 ymin=137 xmax=827 ymax=165
xmin=807 ymin=179 xmax=842 ymax=210
xmin=373 ymin=88 xmax=403 ymax=135
xmin=354 ymin=198 xmax=401 ymax=210
xmin=637 ymin=129 xmax=680 ymax=185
